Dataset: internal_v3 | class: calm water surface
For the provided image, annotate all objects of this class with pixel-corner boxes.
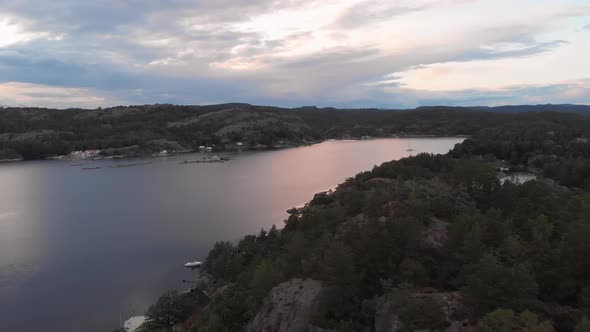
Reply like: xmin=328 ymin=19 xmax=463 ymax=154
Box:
xmin=0 ymin=138 xmax=463 ymax=332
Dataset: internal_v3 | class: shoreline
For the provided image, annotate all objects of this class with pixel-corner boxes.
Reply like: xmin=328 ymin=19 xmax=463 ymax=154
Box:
xmin=0 ymin=135 xmax=469 ymax=164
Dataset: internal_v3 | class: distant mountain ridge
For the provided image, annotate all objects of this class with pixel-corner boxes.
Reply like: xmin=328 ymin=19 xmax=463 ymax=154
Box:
xmin=467 ymin=104 xmax=590 ymax=115
xmin=287 ymin=104 xmax=590 ymax=114
xmin=2 ymin=103 xmax=589 ymax=114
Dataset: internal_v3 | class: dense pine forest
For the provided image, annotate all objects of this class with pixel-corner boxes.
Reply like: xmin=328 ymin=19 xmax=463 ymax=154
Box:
xmin=124 ymin=107 xmax=590 ymax=332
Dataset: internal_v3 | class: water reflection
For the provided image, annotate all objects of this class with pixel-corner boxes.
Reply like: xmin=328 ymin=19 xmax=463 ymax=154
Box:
xmin=0 ymin=162 xmax=53 ymax=296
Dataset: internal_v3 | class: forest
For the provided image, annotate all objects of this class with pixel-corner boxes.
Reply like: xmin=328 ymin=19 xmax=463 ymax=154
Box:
xmin=450 ymin=112 xmax=590 ymax=191
xmin=2 ymin=104 xmax=590 ymax=160
xmin=132 ymin=109 xmax=590 ymax=332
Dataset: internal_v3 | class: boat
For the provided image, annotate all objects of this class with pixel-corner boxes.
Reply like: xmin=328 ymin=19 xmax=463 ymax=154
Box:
xmin=108 ymin=162 xmax=152 ymax=168
xmin=406 ymin=142 xmax=414 ymax=152
xmin=180 ymin=155 xmax=227 ymax=164
xmin=184 ymin=260 xmax=202 ymax=268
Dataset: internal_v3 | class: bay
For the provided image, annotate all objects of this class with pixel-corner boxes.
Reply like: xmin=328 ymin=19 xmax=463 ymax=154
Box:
xmin=0 ymin=137 xmax=463 ymax=332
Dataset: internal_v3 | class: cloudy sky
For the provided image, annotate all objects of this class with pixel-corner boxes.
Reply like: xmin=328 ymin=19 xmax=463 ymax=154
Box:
xmin=0 ymin=0 xmax=589 ymax=109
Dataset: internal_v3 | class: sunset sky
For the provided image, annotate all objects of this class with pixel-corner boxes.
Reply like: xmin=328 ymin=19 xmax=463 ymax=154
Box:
xmin=0 ymin=0 xmax=589 ymax=108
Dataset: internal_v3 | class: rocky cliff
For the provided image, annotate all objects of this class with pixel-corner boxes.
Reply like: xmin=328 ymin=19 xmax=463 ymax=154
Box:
xmin=247 ymin=279 xmax=324 ymax=332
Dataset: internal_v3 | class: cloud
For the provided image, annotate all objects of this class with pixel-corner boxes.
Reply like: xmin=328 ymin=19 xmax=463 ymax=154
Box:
xmin=332 ymin=0 xmax=431 ymax=29
xmin=0 ymin=82 xmax=116 ymax=108
xmin=450 ymin=40 xmax=567 ymax=62
xmin=0 ymin=47 xmax=139 ymax=89
xmin=308 ymin=79 xmax=590 ymax=109
xmin=397 ymin=79 xmax=590 ymax=107
xmin=0 ymin=18 xmax=49 ymax=47
xmin=0 ymin=0 xmax=589 ymax=108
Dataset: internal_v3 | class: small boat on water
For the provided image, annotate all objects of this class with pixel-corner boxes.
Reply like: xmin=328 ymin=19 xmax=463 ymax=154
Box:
xmin=180 ymin=156 xmax=226 ymax=164
xmin=184 ymin=260 xmax=202 ymax=268
xmin=108 ymin=162 xmax=152 ymax=168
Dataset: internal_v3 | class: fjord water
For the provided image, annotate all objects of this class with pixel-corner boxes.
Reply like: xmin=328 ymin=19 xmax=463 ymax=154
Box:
xmin=0 ymin=138 xmax=463 ymax=332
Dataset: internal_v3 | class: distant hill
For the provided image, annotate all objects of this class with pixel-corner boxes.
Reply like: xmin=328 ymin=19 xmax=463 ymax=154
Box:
xmin=2 ymin=103 xmax=590 ymax=160
xmin=468 ymin=104 xmax=590 ymax=115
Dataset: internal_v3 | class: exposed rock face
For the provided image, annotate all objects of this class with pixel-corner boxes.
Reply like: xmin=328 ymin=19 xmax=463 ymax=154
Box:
xmin=167 ymin=108 xmax=312 ymax=143
xmin=247 ymin=279 xmax=324 ymax=332
xmin=308 ymin=326 xmax=341 ymax=332
xmin=412 ymin=291 xmax=464 ymax=322
xmin=421 ymin=218 xmax=450 ymax=249
xmin=351 ymin=213 xmax=369 ymax=225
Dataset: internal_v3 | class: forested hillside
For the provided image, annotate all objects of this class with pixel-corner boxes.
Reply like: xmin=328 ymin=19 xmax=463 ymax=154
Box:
xmin=451 ymin=113 xmax=590 ymax=190
xmin=135 ymin=110 xmax=590 ymax=332
xmin=2 ymin=104 xmax=589 ymax=160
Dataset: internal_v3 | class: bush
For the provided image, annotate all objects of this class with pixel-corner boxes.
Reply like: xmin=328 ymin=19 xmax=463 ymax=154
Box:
xmin=398 ymin=296 xmax=448 ymax=331
xmin=477 ymin=309 xmax=555 ymax=332
xmin=575 ymin=317 xmax=590 ymax=332
xmin=464 ymin=254 xmax=539 ymax=315
xmin=141 ymin=291 xmax=206 ymax=331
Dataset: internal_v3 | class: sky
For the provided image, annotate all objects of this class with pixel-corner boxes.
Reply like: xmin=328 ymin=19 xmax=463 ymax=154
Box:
xmin=0 ymin=0 xmax=589 ymax=109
